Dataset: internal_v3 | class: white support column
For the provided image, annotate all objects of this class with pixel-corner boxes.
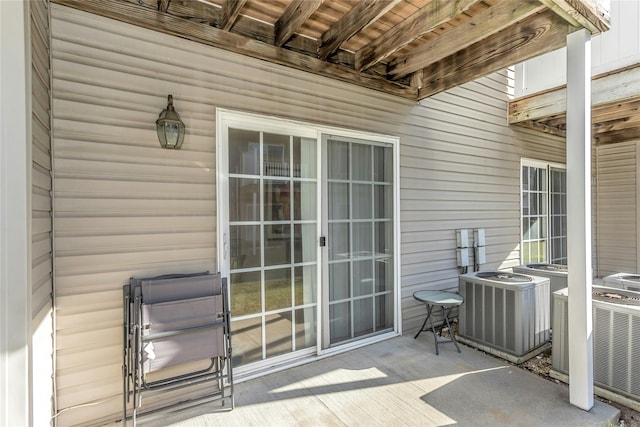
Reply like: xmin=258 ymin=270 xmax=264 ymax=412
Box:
xmin=0 ymin=1 xmax=32 ymax=426
xmin=566 ymin=28 xmax=594 ymax=411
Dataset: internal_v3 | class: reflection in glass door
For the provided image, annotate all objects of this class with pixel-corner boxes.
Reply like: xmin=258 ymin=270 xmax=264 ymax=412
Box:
xmin=324 ymin=136 xmax=395 ymax=346
xmin=227 ymin=128 xmax=318 ymax=367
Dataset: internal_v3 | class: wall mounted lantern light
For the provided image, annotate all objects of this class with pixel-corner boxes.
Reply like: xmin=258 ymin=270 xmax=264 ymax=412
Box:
xmin=156 ymin=94 xmax=185 ymax=149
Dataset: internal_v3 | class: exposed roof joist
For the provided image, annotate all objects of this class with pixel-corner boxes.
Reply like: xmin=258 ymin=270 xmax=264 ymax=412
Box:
xmin=388 ymin=1 xmax=548 ymax=81
xmin=317 ymin=0 xmax=399 ymax=60
xmin=275 ymin=0 xmax=324 ymax=47
xmin=355 ymin=0 xmax=482 ymax=72
xmin=219 ymin=0 xmax=247 ymax=31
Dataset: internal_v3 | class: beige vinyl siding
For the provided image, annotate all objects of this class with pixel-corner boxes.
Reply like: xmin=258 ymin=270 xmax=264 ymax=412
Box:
xmin=30 ymin=1 xmax=54 ymax=425
xmin=596 ymin=141 xmax=638 ymax=276
xmin=51 ymin=4 xmax=564 ymax=425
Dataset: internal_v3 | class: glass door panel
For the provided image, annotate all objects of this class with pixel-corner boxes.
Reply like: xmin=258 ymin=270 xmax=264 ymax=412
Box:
xmin=325 ymin=137 xmax=394 ymax=346
xmin=227 ymin=128 xmax=317 ymax=367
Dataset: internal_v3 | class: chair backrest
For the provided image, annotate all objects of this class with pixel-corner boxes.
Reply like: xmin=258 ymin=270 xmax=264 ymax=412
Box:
xmin=130 ymin=272 xmax=227 ymax=372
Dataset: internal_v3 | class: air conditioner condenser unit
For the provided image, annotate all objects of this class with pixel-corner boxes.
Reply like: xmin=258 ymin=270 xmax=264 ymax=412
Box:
xmin=552 ymin=286 xmax=640 ymax=407
xmin=458 ymin=271 xmax=550 ymax=363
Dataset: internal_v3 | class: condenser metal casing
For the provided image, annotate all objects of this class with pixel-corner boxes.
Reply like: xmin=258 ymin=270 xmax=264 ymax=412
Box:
xmin=602 ymin=273 xmax=640 ymax=292
xmin=512 ymin=263 xmax=568 ymax=325
xmin=458 ymin=271 xmax=550 ymax=362
xmin=552 ymin=286 xmax=640 ymax=403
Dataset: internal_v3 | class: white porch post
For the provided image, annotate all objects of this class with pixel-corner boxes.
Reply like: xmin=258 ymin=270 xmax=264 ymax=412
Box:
xmin=566 ymin=28 xmax=594 ymax=411
xmin=0 ymin=1 xmax=31 ymax=425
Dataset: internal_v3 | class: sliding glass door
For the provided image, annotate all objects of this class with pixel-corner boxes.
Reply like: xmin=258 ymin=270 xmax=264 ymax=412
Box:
xmin=218 ymin=110 xmax=398 ymax=370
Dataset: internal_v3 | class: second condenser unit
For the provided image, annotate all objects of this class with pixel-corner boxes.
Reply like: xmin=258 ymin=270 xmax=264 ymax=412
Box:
xmin=458 ymin=271 xmax=550 ymax=363
xmin=552 ymin=286 xmax=640 ymax=405
xmin=512 ymin=263 xmax=567 ymax=324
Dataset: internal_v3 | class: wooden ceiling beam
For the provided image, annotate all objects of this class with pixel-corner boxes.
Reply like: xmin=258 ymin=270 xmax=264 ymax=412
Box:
xmin=543 ymin=114 xmax=568 ymax=128
xmin=593 ymin=98 xmax=640 ymax=123
xmin=515 ymin=120 xmax=566 ymax=138
xmin=417 ymin=10 xmax=575 ymax=99
xmin=595 ymin=128 xmax=640 ymax=145
xmin=539 ymin=0 xmax=610 ymax=35
xmin=593 ymin=112 xmax=640 ymax=134
xmin=219 ymin=0 xmax=247 ymax=31
xmin=53 ymin=0 xmax=417 ymax=99
xmin=165 ymin=1 xmax=219 ymax=25
xmin=510 ymin=63 xmax=640 ymax=123
xmin=275 ymin=0 xmax=323 ymax=47
xmin=388 ymin=1 xmax=546 ymax=81
xmin=317 ymin=0 xmax=399 ymax=61
xmin=355 ymin=0 xmax=481 ymax=72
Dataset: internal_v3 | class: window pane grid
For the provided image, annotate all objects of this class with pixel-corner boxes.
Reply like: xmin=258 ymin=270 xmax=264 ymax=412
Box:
xmin=521 ymin=163 xmax=566 ymax=265
xmin=228 ymin=128 xmax=317 ymax=366
xmin=327 ymin=139 xmax=394 ymax=345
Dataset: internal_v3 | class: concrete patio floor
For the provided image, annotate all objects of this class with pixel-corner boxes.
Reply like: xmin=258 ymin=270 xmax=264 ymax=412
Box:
xmin=143 ymin=334 xmax=620 ymax=427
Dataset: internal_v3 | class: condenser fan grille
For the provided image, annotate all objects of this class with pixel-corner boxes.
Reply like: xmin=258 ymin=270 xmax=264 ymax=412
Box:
xmin=475 ymin=271 xmax=532 ymax=283
xmin=592 ymin=291 xmax=640 ymax=306
xmin=527 ymin=263 xmax=568 ymax=272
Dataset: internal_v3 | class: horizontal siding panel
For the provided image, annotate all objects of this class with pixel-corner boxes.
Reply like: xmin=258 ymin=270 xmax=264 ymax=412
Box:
xmin=32 ymin=234 xmax=52 ymax=260
xmin=32 ymin=278 xmax=52 ymax=318
xmin=56 ymin=345 xmax=121 ymax=371
xmin=57 ymin=363 xmax=120 ymax=393
xmin=32 ymin=187 xmax=51 ymax=211
xmin=32 ymin=139 xmax=51 ymax=170
xmin=402 ymin=218 xmax=520 ymax=233
xmin=56 ymin=374 xmax=120 ymax=410
xmin=33 ymin=254 xmax=53 ymax=285
xmin=56 ymin=399 xmax=121 ymax=427
xmin=596 ymin=142 xmax=637 ymax=276
xmin=402 ymin=167 xmax=520 ymax=187
xmin=54 ymin=197 xmax=215 ymax=215
xmin=55 ymin=215 xmax=215 ymax=232
xmin=56 ymin=232 xmax=214 ymax=253
xmin=56 ymin=325 xmax=120 ymax=351
xmin=32 ymin=162 xmax=51 ymax=191
xmin=56 ymin=289 xmax=122 ymax=313
xmin=402 ymin=186 xmax=519 ymax=200
xmin=54 ymin=248 xmax=216 ymax=272
xmin=33 ymin=215 xmax=52 ymax=235
xmin=54 ymin=168 xmax=214 ymax=188
xmin=56 ymin=307 xmax=121 ymax=330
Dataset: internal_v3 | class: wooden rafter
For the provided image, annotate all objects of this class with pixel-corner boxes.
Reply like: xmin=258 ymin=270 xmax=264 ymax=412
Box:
xmin=317 ymin=0 xmax=399 ymax=60
xmin=275 ymin=0 xmax=323 ymax=47
xmin=355 ymin=0 xmax=481 ymax=72
xmin=417 ymin=10 xmax=576 ymax=99
xmin=388 ymin=1 xmax=547 ymax=80
xmin=219 ymin=0 xmax=247 ymax=31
